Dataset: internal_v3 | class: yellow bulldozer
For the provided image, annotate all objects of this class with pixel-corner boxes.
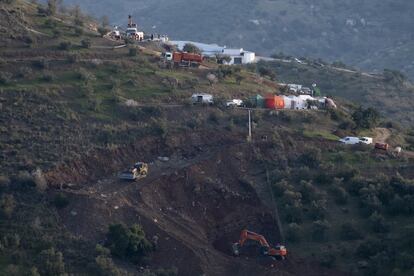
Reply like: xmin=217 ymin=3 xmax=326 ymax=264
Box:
xmin=119 ymin=162 xmax=148 ymax=181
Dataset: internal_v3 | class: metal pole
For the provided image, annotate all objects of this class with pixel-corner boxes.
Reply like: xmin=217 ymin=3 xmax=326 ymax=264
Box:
xmin=248 ymin=109 xmax=252 ymax=142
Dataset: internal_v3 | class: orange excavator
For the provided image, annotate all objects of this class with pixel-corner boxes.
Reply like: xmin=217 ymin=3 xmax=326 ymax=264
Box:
xmin=232 ymin=230 xmax=287 ymax=260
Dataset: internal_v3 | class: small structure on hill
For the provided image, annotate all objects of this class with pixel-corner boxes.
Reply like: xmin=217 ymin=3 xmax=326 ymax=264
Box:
xmin=191 ymin=93 xmax=214 ymax=105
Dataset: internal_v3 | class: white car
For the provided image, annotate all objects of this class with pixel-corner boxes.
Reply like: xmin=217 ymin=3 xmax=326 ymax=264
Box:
xmin=339 ymin=136 xmax=361 ymax=145
xmin=226 ymin=99 xmax=243 ymax=107
xmin=359 ymin=137 xmax=373 ymax=145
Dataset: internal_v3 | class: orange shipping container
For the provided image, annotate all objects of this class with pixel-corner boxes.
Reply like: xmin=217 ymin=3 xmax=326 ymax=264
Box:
xmin=265 ymin=95 xmax=285 ymax=109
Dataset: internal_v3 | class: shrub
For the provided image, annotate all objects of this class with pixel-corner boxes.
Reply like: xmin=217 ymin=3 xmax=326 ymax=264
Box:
xmin=0 ymin=175 xmax=11 ymax=189
xmin=356 ymin=238 xmax=384 ymax=258
xmin=17 ymin=66 xmax=33 ymax=79
xmin=106 ymin=224 xmax=153 ymax=264
xmin=330 ymin=180 xmax=348 ymax=205
xmin=74 ymin=27 xmax=83 ymax=36
xmin=182 ymin=43 xmax=201 ymax=54
xmin=81 ymin=39 xmax=92 ymax=49
xmin=32 ymin=59 xmax=49 ymax=69
xmin=319 ymin=250 xmax=336 ymax=268
xmin=77 ymin=68 xmax=96 ymax=83
xmin=33 ymin=168 xmax=47 ymax=192
xmin=128 ymin=47 xmax=138 ymax=57
xmin=286 ymin=223 xmax=302 ymax=242
xmin=340 ymin=222 xmax=362 ymax=240
xmin=41 ymin=71 xmax=55 ymax=82
xmin=369 ymin=212 xmax=389 ymax=233
xmin=38 ymin=248 xmax=66 ymax=276
xmin=58 ymin=41 xmax=71 ymax=51
xmin=53 ymin=193 xmax=69 ymax=209
xmin=0 ymin=71 xmax=13 ymax=85
xmin=309 ymin=199 xmax=327 ymax=220
xmin=311 ymin=220 xmax=330 ymax=241
xmin=0 ymin=194 xmax=16 ymax=219
xmin=13 ymin=171 xmax=35 ymax=187
xmin=98 ymin=26 xmax=109 ymax=37
xmin=298 ymin=147 xmax=322 ymax=168
xmin=94 ymin=255 xmax=123 ymax=275
xmin=352 ymin=107 xmax=380 ymax=129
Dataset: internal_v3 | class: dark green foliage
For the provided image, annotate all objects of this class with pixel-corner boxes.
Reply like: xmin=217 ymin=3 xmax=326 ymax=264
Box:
xmin=330 ymin=184 xmax=348 ymax=205
xmin=52 ymin=193 xmax=69 ymax=209
xmin=38 ymin=248 xmax=66 ymax=276
xmin=356 ymin=238 xmax=385 ymax=259
xmin=383 ymin=69 xmax=407 ymax=85
xmin=297 ymin=147 xmax=322 ymax=168
xmin=81 ymin=38 xmax=92 ymax=48
xmin=32 ymin=59 xmax=49 ymax=69
xmin=75 ymin=27 xmax=84 ymax=36
xmin=286 ymin=223 xmax=302 ymax=242
xmin=257 ymin=66 xmax=276 ymax=80
xmin=0 ymin=71 xmax=13 ymax=85
xmin=182 ymin=43 xmax=201 ymax=54
xmin=309 ymin=199 xmax=327 ymax=220
xmin=318 ymin=250 xmax=336 ymax=268
xmin=340 ymin=222 xmax=362 ymax=240
xmin=13 ymin=171 xmax=35 ymax=188
xmin=106 ymin=224 xmax=153 ymax=264
xmin=0 ymin=194 xmax=16 ymax=219
xmin=41 ymin=71 xmax=55 ymax=82
xmin=129 ymin=47 xmax=138 ymax=57
xmin=98 ymin=26 xmax=110 ymax=37
xmin=369 ymin=212 xmax=389 ymax=233
xmin=58 ymin=41 xmax=72 ymax=51
xmin=352 ymin=107 xmax=380 ymax=129
xmin=311 ymin=220 xmax=330 ymax=241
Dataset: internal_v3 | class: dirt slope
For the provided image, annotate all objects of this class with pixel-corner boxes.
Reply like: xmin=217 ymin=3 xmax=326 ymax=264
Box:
xmin=49 ymin=131 xmax=347 ymax=276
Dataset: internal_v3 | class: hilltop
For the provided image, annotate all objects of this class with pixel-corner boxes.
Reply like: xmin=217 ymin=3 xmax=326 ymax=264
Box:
xmin=63 ymin=0 xmax=414 ymax=80
xmin=1 ymin=1 xmax=414 ymax=276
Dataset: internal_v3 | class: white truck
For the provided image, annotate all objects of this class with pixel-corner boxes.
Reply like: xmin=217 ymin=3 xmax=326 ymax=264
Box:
xmin=339 ymin=136 xmax=373 ymax=145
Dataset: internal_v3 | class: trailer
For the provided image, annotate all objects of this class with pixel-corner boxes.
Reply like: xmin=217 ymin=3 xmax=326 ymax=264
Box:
xmin=162 ymin=52 xmax=203 ymax=68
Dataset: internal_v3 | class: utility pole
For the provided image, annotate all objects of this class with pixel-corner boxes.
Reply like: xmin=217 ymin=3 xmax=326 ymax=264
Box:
xmin=247 ymin=109 xmax=252 ymax=142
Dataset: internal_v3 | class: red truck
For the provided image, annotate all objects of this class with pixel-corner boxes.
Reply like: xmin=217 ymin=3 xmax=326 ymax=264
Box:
xmin=163 ymin=52 xmax=203 ymax=68
xmin=375 ymin=143 xmax=389 ymax=151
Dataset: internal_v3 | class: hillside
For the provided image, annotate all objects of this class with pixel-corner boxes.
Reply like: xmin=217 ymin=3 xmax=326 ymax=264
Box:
xmin=62 ymin=0 xmax=414 ymax=79
xmin=1 ymin=1 xmax=414 ymax=276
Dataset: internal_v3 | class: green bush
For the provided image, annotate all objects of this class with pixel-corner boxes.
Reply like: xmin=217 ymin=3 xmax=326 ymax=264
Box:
xmin=0 ymin=71 xmax=13 ymax=85
xmin=311 ymin=220 xmax=330 ymax=241
xmin=58 ymin=41 xmax=72 ymax=51
xmin=0 ymin=194 xmax=16 ymax=219
xmin=286 ymin=223 xmax=302 ymax=242
xmin=128 ymin=47 xmax=138 ymax=57
xmin=41 ymin=71 xmax=55 ymax=82
xmin=38 ymin=247 xmax=66 ymax=276
xmin=352 ymin=107 xmax=380 ymax=129
xmin=340 ymin=222 xmax=362 ymax=240
xmin=53 ymin=193 xmax=69 ymax=209
xmin=369 ymin=212 xmax=389 ymax=233
xmin=81 ymin=39 xmax=91 ymax=49
xmin=0 ymin=175 xmax=11 ymax=189
xmin=106 ymin=224 xmax=153 ymax=264
xmin=74 ymin=27 xmax=83 ymax=36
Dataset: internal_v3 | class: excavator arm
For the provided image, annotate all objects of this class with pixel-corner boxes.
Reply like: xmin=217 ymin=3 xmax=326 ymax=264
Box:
xmin=233 ymin=229 xmax=287 ymax=259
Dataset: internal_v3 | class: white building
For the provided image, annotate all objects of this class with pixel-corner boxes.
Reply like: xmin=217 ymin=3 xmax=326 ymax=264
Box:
xmin=169 ymin=41 xmax=256 ymax=65
xmin=221 ymin=48 xmax=256 ymax=65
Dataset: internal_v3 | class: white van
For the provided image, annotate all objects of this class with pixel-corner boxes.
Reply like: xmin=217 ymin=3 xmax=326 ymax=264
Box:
xmin=359 ymin=137 xmax=373 ymax=145
xmin=339 ymin=137 xmax=361 ymax=145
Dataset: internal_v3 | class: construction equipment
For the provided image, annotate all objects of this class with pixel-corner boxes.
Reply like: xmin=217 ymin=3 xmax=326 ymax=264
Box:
xmin=119 ymin=162 xmax=148 ymax=181
xmin=232 ymin=230 xmax=287 ymax=260
xmin=162 ymin=52 xmax=203 ymax=68
xmin=126 ymin=15 xmax=144 ymax=41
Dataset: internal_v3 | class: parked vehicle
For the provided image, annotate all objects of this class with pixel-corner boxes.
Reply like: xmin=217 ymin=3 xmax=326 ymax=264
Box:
xmin=375 ymin=143 xmax=389 ymax=151
xmin=191 ymin=93 xmax=213 ymax=105
xmin=339 ymin=136 xmax=361 ymax=145
xmin=359 ymin=137 xmax=373 ymax=145
xmin=232 ymin=229 xmax=287 ymax=260
xmin=162 ymin=52 xmax=203 ymax=68
xmin=119 ymin=162 xmax=148 ymax=181
xmin=226 ymin=99 xmax=243 ymax=107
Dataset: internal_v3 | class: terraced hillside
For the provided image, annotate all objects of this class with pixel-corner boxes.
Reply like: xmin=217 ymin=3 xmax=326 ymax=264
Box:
xmin=63 ymin=0 xmax=414 ymax=79
xmin=1 ymin=1 xmax=414 ymax=276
